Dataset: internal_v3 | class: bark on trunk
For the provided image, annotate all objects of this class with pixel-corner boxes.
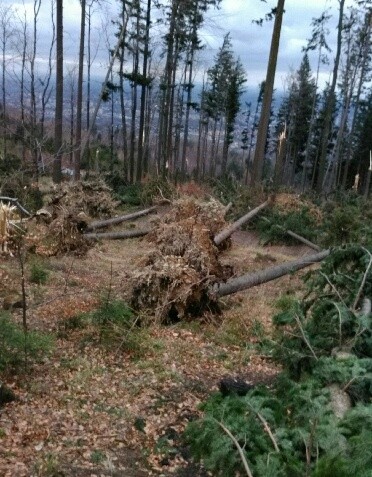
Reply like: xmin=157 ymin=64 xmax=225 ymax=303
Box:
xmin=261 ymin=217 xmax=321 ymax=251
xmin=84 ymin=229 xmax=151 ymax=240
xmin=285 ymin=230 xmax=322 ymax=251
xmin=214 ymin=200 xmax=269 ymax=246
xmin=212 ymin=249 xmax=330 ymax=297
xmin=86 ymin=206 xmax=157 ymax=231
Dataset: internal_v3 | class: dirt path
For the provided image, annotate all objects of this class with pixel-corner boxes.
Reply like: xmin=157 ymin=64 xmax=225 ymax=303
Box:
xmin=0 ymin=216 xmax=312 ymax=476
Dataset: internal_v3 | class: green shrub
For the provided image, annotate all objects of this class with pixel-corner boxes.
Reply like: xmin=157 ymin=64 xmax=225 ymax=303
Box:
xmin=257 ymin=207 xmax=318 ymax=245
xmin=0 ymin=313 xmax=53 ymax=372
xmin=91 ymin=300 xmax=142 ymax=352
xmin=186 ymin=371 xmax=372 ymax=477
xmin=119 ymin=183 xmax=143 ymax=205
xmin=185 ymin=246 xmax=372 ymax=476
xmin=140 ymin=178 xmax=175 ymax=205
xmin=272 ymin=246 xmax=372 ymax=376
xmin=320 ymin=194 xmax=372 ymax=247
xmin=30 ymin=262 xmax=49 ymax=285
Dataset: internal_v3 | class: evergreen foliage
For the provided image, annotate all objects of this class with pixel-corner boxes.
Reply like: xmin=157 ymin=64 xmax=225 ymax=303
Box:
xmin=30 ymin=261 xmax=49 ymax=285
xmin=320 ymin=193 xmax=372 ymax=247
xmin=91 ymin=299 xmax=137 ymax=342
xmin=257 ymin=207 xmax=318 ymax=245
xmin=0 ymin=312 xmax=53 ymax=372
xmin=348 ymin=90 xmax=372 ymax=190
xmin=186 ymin=246 xmax=372 ymax=476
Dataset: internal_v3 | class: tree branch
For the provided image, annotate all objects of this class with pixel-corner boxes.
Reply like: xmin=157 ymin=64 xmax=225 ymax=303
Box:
xmin=215 ymin=419 xmax=254 ymax=477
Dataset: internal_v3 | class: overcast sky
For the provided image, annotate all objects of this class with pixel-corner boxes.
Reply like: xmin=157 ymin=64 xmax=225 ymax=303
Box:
xmin=7 ymin=0 xmax=357 ymax=91
xmin=202 ymin=0 xmax=354 ymax=89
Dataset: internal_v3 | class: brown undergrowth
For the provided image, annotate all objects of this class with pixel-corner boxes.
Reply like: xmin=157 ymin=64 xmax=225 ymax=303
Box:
xmin=24 ymin=181 xmax=119 ymax=257
xmin=0 ymin=194 xmax=311 ymax=476
xmin=130 ymin=198 xmax=232 ymax=324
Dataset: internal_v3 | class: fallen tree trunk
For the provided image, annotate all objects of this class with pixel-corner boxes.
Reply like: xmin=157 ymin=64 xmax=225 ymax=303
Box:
xmin=261 ymin=217 xmax=322 ymax=251
xmin=86 ymin=206 xmax=157 ymax=231
xmin=212 ymin=249 xmax=330 ymax=297
xmin=224 ymin=202 xmax=233 ymax=215
xmin=286 ymin=230 xmax=322 ymax=251
xmin=84 ymin=229 xmax=151 ymax=240
xmin=214 ymin=200 xmax=270 ymax=246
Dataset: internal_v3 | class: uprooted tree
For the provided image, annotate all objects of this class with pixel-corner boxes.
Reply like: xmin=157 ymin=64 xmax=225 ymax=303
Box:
xmin=129 ymin=197 xmax=329 ymax=323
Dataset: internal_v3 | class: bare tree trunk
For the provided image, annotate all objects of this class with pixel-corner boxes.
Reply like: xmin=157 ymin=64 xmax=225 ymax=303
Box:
xmin=251 ymin=0 xmax=285 ymax=185
xmin=273 ymin=128 xmax=286 ymax=188
xmin=119 ymin=43 xmax=128 ymax=178
xmin=137 ymin=0 xmax=151 ymax=180
xmin=84 ymin=229 xmax=151 ymax=240
xmin=67 ymin=67 xmax=76 ymax=165
xmin=214 ymin=200 xmax=270 ymax=246
xmin=80 ymin=17 xmax=129 ymax=162
xmin=73 ymin=0 xmax=86 ymax=181
xmin=130 ymin=19 xmax=140 ymax=184
xmin=19 ymin=13 xmax=27 ymax=165
xmin=53 ymin=0 xmax=63 ymax=183
xmin=364 ymin=154 xmax=372 ymax=199
xmin=40 ymin=3 xmax=55 ymax=142
xmin=316 ymin=0 xmax=345 ymax=193
xmin=181 ymin=19 xmax=197 ymax=178
xmin=86 ymin=206 xmax=157 ymax=231
xmin=213 ymin=250 xmax=330 ymax=297
xmin=30 ymin=0 xmax=41 ymax=180
xmin=85 ymin=2 xmax=93 ymax=174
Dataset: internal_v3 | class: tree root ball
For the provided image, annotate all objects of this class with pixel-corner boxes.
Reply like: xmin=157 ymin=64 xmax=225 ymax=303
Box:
xmin=130 ymin=198 xmax=233 ymax=323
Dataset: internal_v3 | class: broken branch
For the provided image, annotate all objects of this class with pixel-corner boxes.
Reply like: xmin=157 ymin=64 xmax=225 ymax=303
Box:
xmin=215 ymin=419 xmax=254 ymax=477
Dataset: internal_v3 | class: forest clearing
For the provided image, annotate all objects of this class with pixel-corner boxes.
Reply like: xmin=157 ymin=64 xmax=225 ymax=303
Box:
xmin=1 ymin=0 xmax=371 ymax=474
xmin=0 ymin=180 xmax=371 ymax=476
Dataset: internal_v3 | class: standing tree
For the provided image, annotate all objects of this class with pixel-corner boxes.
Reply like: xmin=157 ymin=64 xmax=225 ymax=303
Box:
xmin=0 ymin=5 xmax=15 ymax=160
xmin=137 ymin=0 xmax=152 ymax=179
xmin=202 ymin=34 xmax=246 ymax=178
xmin=250 ymin=0 xmax=285 ymax=185
xmin=221 ymin=58 xmax=246 ymax=177
xmin=29 ymin=0 xmax=42 ymax=179
xmin=341 ymin=5 xmax=372 ymax=189
xmin=347 ymin=89 xmax=372 ymax=191
xmin=275 ymin=54 xmax=316 ymax=186
xmin=53 ymin=0 xmax=63 ymax=183
xmin=244 ymin=81 xmax=265 ymax=184
xmin=315 ymin=0 xmax=345 ymax=193
xmin=301 ymin=8 xmax=332 ymax=190
xmin=73 ymin=0 xmax=86 ymax=181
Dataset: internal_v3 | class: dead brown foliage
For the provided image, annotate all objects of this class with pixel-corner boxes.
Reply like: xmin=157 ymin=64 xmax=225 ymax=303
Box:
xmin=47 ymin=180 xmax=119 ymax=218
xmin=274 ymin=193 xmax=322 ymax=223
xmin=131 ymin=198 xmax=232 ymax=323
xmin=25 ymin=180 xmax=119 ymax=257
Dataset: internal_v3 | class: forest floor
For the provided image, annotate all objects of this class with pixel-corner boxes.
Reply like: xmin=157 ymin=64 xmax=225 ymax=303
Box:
xmin=0 ymin=205 xmax=312 ymax=476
